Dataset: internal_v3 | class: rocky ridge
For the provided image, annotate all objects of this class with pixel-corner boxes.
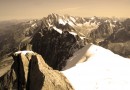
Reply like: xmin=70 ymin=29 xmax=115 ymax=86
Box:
xmin=0 ymin=51 xmax=74 ymax=90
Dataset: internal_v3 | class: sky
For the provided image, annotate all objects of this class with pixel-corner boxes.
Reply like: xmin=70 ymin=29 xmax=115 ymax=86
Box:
xmin=0 ymin=0 xmax=130 ymax=20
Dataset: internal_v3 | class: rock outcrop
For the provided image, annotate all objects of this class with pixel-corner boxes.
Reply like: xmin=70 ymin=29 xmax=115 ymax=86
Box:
xmin=30 ymin=26 xmax=85 ymax=70
xmin=0 ymin=51 xmax=74 ymax=90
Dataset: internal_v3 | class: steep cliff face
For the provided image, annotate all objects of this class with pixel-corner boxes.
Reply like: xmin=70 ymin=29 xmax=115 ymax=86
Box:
xmin=0 ymin=51 xmax=74 ymax=90
xmin=30 ymin=26 xmax=85 ymax=70
xmin=18 ymin=14 xmax=87 ymax=70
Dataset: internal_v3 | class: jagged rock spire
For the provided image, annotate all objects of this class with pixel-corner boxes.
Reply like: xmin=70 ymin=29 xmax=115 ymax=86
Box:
xmin=0 ymin=51 xmax=74 ymax=90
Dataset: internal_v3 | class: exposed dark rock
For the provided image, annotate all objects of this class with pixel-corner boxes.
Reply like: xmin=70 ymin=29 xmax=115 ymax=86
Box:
xmin=29 ymin=26 xmax=85 ymax=70
xmin=0 ymin=51 xmax=74 ymax=90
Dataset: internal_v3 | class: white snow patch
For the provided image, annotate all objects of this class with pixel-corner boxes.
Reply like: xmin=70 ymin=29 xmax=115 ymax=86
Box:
xmin=15 ymin=51 xmax=34 ymax=55
xmin=105 ymin=20 xmax=109 ymax=22
xmin=84 ymin=21 xmax=91 ymax=26
xmin=29 ymin=20 xmax=33 ymax=24
xmin=62 ymin=44 xmax=130 ymax=90
xmin=58 ymin=18 xmax=67 ymax=25
xmin=114 ymin=20 xmax=117 ymax=23
xmin=77 ymin=23 xmax=83 ymax=27
xmin=68 ymin=20 xmax=74 ymax=26
xmin=69 ymin=32 xmax=77 ymax=36
xmin=83 ymin=21 xmax=99 ymax=31
xmin=48 ymin=23 xmax=53 ymax=27
xmin=90 ymin=21 xmax=97 ymax=26
xmin=70 ymin=16 xmax=76 ymax=22
xmin=53 ymin=27 xmax=62 ymax=34
xmin=91 ymin=17 xmax=95 ymax=20
xmin=80 ymin=36 xmax=86 ymax=40
xmin=110 ymin=22 xmax=115 ymax=28
xmin=31 ymin=23 xmax=37 ymax=27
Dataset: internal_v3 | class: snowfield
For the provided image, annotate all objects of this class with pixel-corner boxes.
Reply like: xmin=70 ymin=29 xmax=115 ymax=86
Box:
xmin=62 ymin=44 xmax=130 ymax=90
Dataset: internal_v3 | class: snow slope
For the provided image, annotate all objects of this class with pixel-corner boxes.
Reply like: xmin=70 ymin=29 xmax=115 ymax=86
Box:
xmin=62 ymin=44 xmax=130 ymax=90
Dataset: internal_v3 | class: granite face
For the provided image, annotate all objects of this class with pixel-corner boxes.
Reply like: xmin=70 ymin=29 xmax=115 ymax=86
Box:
xmin=0 ymin=51 xmax=74 ymax=90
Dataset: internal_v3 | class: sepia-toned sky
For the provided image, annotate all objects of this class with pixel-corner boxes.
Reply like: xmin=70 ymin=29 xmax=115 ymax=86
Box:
xmin=0 ymin=0 xmax=130 ymax=20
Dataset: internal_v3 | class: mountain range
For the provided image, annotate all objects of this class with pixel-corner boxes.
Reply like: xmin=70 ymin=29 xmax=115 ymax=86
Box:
xmin=0 ymin=14 xmax=130 ymax=69
xmin=0 ymin=13 xmax=130 ymax=89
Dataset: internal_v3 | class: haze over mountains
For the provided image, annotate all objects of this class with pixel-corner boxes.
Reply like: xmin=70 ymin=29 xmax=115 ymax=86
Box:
xmin=0 ymin=14 xmax=130 ymax=89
